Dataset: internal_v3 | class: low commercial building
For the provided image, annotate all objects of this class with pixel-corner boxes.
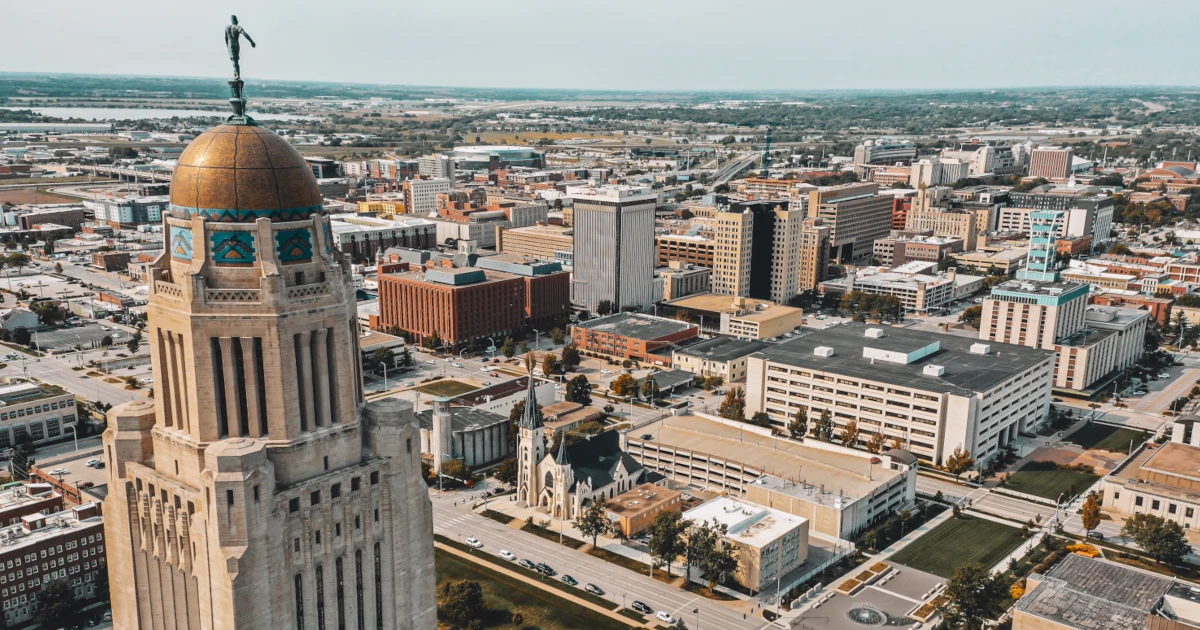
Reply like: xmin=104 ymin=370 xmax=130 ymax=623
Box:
xmin=672 ymin=336 xmax=768 ymax=383
xmin=659 ymin=262 xmax=711 ymax=301
xmin=820 ymin=264 xmax=984 ymax=314
xmin=744 ymin=323 xmax=1055 ymax=465
xmin=92 ymin=251 xmax=130 ymax=272
xmin=1090 ymin=290 xmax=1173 ymax=326
xmin=605 ymin=483 xmax=683 ymax=538
xmin=659 ymin=294 xmax=805 ymax=339
xmin=571 ymin=313 xmax=698 ymax=365
xmin=0 ymin=484 xmax=62 ymax=527
xmin=1012 ymin=553 xmax=1200 ymax=630
xmin=1060 ymin=268 xmax=1138 ymax=291
xmin=1101 ymin=421 xmax=1200 ymax=531
xmin=624 ymin=413 xmax=917 ymax=539
xmin=952 ymin=247 xmax=1027 ymax=274
xmin=540 ymin=401 xmax=604 ymax=439
xmin=0 ymin=503 xmax=105 ymax=628
xmin=328 ymin=213 xmax=437 ymax=262
xmin=0 ymin=381 xmax=79 ymax=449
xmin=682 ymin=497 xmax=808 ymax=592
xmin=871 ymin=232 xmax=963 ymax=267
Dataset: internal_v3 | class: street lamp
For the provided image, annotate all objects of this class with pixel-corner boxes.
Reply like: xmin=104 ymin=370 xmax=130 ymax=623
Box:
xmin=382 ymin=363 xmax=388 ymax=391
xmin=532 ymin=328 xmax=541 ymax=352
xmin=486 ymin=337 xmax=497 ymax=360
xmin=64 ymin=424 xmax=78 ymax=453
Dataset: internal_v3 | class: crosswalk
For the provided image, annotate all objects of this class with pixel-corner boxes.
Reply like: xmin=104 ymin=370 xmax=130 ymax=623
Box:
xmin=433 ymin=512 xmax=478 ymax=534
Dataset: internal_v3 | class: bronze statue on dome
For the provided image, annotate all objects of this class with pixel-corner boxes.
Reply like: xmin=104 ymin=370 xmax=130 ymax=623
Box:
xmin=224 ymin=15 xmax=256 ymax=80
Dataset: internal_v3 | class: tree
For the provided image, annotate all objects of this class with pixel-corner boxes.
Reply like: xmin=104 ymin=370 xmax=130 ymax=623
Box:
xmin=1108 ymin=243 xmax=1131 ymax=256
xmin=611 ymin=373 xmax=638 ymax=398
xmin=4 ymin=253 xmax=30 ymax=273
xmin=596 ymin=299 xmax=614 ymax=316
xmin=647 ymin=510 xmax=688 ymax=577
xmin=437 ymin=579 xmax=485 ymax=625
xmin=1081 ymin=494 xmax=1101 ymax=536
xmin=840 ymin=419 xmax=860 ymax=448
xmin=11 ymin=327 xmax=30 ymax=347
xmin=945 ymin=446 xmax=975 ymax=482
xmin=565 ymin=375 xmax=592 ymax=405
xmin=959 ymin=305 xmax=983 ymax=329
xmin=550 ymin=328 xmax=566 ymax=346
xmin=501 ymin=337 xmax=516 ymax=359
xmin=440 ymin=459 xmax=471 ymax=483
xmin=749 ymin=411 xmax=772 ymax=428
xmin=53 ymin=262 xmax=62 ymax=274
xmin=863 ymin=529 xmax=879 ymax=551
xmin=541 ymin=352 xmax=560 ymax=377
xmin=866 ymin=432 xmax=886 ymax=454
xmin=812 ymin=409 xmax=834 ymax=442
xmin=367 ymin=346 xmax=393 ymax=375
xmin=718 ymin=387 xmax=746 ymax=422
xmin=35 ymin=579 xmax=83 ymax=628
xmin=641 ymin=376 xmax=660 ymax=402
xmin=787 ymin=408 xmax=808 ymax=440
xmin=689 ymin=519 xmax=739 ymax=593
xmin=939 ymin=564 xmax=1006 ymax=630
xmin=574 ymin=499 xmax=612 ymax=548
xmin=1122 ymin=513 xmax=1192 ymax=564
xmin=559 ymin=343 xmax=581 ymax=370
xmin=494 ymin=457 xmax=518 ymax=487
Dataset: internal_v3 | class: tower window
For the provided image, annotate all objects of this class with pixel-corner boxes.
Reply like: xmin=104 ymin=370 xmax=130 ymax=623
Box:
xmin=289 ymin=498 xmax=300 ymax=513
xmin=335 ymin=523 xmax=341 ymax=537
xmin=311 ymin=490 xmax=321 ymax=506
xmin=331 ymin=484 xmax=341 ymax=499
xmin=350 ymin=477 xmax=360 ymax=492
xmin=370 ymin=472 xmax=379 ymax=485
xmin=294 ymin=538 xmax=300 ymax=553
xmin=315 ymin=531 xmax=322 ymax=545
xmin=406 ymin=438 xmax=412 ymax=454
xmin=253 ymin=486 xmax=260 ymax=502
xmin=226 ymin=490 xmax=234 ymax=506
xmin=323 ymin=456 xmax=329 ymax=471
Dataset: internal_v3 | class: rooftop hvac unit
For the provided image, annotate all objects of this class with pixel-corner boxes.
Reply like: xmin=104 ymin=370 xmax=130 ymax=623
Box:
xmin=970 ymin=343 xmax=992 ymax=355
xmin=923 ymin=364 xmax=945 ymax=377
xmin=814 ymin=346 xmax=834 ymax=358
xmin=864 ymin=328 xmax=884 ymax=338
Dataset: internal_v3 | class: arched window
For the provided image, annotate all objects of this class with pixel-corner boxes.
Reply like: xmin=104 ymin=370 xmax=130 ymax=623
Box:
xmin=544 ymin=472 xmax=554 ymax=488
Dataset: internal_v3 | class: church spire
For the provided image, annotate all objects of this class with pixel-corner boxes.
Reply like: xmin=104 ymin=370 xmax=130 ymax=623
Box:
xmin=554 ymin=434 xmax=571 ymax=465
xmin=517 ymin=355 xmax=543 ymax=430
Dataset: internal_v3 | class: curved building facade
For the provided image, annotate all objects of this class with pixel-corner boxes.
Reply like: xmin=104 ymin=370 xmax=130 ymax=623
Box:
xmin=452 ymin=145 xmax=542 ymax=170
xmin=103 ymin=103 xmax=436 ymax=626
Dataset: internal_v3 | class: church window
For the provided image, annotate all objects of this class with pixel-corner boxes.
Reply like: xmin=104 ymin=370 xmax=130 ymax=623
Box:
xmin=544 ymin=472 xmax=553 ymax=488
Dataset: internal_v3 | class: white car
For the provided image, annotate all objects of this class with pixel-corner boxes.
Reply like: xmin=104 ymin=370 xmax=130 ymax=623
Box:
xmin=51 ymin=468 xmax=68 ymax=476
xmin=465 ymin=537 xmax=483 ymax=549
xmin=85 ymin=459 xmax=102 ymax=467
xmin=656 ymin=611 xmax=676 ymax=624
xmin=452 ymin=362 xmax=463 ymax=368
xmin=499 ymin=550 xmax=516 ymax=561
xmin=479 ymin=367 xmax=490 ymax=372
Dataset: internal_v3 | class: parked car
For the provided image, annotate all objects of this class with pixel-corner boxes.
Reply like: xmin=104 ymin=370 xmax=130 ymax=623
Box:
xmin=535 ymin=563 xmax=556 ymax=576
xmin=585 ymin=583 xmax=604 ymax=596
xmin=498 ymin=550 xmax=516 ymax=561
xmin=518 ymin=559 xmax=536 ymax=570
xmin=560 ymin=574 xmax=577 ymax=586
xmin=85 ymin=459 xmax=102 ymax=468
xmin=631 ymin=601 xmax=653 ymax=615
xmin=1087 ymin=531 xmax=1105 ymax=540
xmin=657 ymin=611 xmax=676 ymax=624
xmin=465 ymin=537 xmax=483 ymax=549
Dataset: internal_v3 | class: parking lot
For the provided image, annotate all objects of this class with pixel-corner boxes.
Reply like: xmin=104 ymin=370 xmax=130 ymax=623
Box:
xmin=35 ymin=321 xmax=131 ymax=352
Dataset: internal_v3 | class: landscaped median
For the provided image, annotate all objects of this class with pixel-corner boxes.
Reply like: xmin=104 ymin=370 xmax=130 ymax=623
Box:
xmin=888 ymin=515 xmax=1026 ymax=578
xmin=434 ymin=535 xmax=645 ymax=628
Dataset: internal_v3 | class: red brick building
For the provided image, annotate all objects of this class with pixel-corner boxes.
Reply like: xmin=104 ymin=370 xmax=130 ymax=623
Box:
xmin=92 ymin=251 xmax=130 ymax=272
xmin=375 ymin=258 xmax=570 ymax=345
xmin=1056 ymin=234 xmax=1093 ymax=256
xmin=571 ymin=313 xmax=699 ymax=364
xmin=0 ymin=502 xmax=105 ymax=627
xmin=1090 ymin=292 xmax=1173 ymax=326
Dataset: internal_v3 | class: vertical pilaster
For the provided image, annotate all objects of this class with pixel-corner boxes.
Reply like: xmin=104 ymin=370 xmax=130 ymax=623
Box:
xmin=298 ymin=331 xmax=316 ymax=428
xmin=314 ymin=328 xmax=332 ymax=426
xmin=241 ymin=337 xmax=263 ymax=438
xmin=219 ymin=337 xmax=242 ymax=437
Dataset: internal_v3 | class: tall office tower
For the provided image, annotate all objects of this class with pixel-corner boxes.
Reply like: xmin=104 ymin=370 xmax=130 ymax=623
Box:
xmin=418 ymin=153 xmax=456 ymax=185
xmin=808 ymin=182 xmax=894 ymax=264
xmin=711 ymin=200 xmax=807 ymax=304
xmin=1029 ymin=146 xmax=1073 ymax=179
xmin=103 ymin=85 xmax=436 ymax=628
xmin=569 ymin=185 xmax=658 ymax=313
xmin=797 ymin=217 xmax=831 ymax=292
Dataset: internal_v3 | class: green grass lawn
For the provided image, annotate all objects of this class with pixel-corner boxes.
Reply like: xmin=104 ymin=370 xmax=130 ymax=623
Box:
xmin=436 ymin=548 xmax=634 ymax=630
xmin=414 ymin=379 xmax=477 ymax=397
xmin=889 ymin=516 xmax=1026 ymax=578
xmin=1065 ymin=423 xmax=1149 ymax=453
xmin=1004 ymin=462 xmax=1100 ymax=501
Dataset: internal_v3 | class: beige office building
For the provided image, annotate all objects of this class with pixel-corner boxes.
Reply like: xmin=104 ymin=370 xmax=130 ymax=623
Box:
xmin=683 ymin=497 xmax=808 ymax=592
xmin=905 ymin=207 xmax=981 ymax=250
xmin=1029 ymin=147 xmax=1073 ymax=180
xmin=103 ymin=119 xmax=436 ymax=628
xmin=809 ymin=183 xmax=894 ymax=264
xmin=713 ymin=200 xmax=809 ymax=304
xmin=496 ymin=224 xmax=573 ymax=261
xmin=798 ymin=217 xmax=830 ymax=292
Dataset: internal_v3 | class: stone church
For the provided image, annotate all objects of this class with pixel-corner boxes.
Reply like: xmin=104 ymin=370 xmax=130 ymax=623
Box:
xmin=515 ymin=376 xmax=646 ymax=519
xmin=102 ymin=74 xmax=436 ymax=627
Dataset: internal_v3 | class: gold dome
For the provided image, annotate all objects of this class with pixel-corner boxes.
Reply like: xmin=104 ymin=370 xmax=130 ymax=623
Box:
xmin=169 ymin=124 xmax=322 ymax=222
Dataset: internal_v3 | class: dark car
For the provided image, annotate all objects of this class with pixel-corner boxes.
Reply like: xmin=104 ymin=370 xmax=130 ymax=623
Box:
xmin=1087 ymin=531 xmax=1105 ymax=540
xmin=560 ymin=574 xmax=578 ymax=586
xmin=631 ymin=601 xmax=653 ymax=615
xmin=536 ymin=563 xmax=556 ymax=576
xmin=585 ymin=583 xmax=604 ymax=596
xmin=518 ymin=559 xmax=536 ymax=570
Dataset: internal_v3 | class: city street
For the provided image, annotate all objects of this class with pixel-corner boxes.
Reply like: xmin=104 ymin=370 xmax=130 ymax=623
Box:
xmin=431 ymin=484 xmax=770 ymax=630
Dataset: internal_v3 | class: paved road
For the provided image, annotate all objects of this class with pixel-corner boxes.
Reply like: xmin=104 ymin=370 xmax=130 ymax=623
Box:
xmin=431 ymin=485 xmax=768 ymax=630
xmin=2 ymin=346 xmax=145 ymax=407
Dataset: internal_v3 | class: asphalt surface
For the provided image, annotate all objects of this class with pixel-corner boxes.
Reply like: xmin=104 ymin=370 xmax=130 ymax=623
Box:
xmin=432 ymin=482 xmax=771 ymax=630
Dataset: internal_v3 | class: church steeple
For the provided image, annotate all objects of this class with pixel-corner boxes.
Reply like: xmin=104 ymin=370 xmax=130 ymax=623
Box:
xmin=517 ymin=358 xmax=543 ymax=430
xmin=554 ymin=435 xmax=571 ymax=466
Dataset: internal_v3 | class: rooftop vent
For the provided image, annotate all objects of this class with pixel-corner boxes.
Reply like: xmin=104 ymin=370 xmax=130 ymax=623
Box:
xmin=923 ymin=364 xmax=945 ymax=377
xmin=814 ymin=346 xmax=834 ymax=358
xmin=970 ymin=343 xmax=992 ymax=355
xmin=864 ymin=328 xmax=885 ymax=338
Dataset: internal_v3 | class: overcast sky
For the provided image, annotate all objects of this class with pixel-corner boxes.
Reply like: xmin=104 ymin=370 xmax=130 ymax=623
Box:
xmin=5 ymin=0 xmax=1199 ymax=92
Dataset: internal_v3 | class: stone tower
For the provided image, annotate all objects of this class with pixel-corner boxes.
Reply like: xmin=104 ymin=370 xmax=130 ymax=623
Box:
xmin=515 ymin=375 xmax=545 ymax=507
xmin=102 ymin=87 xmax=436 ymax=628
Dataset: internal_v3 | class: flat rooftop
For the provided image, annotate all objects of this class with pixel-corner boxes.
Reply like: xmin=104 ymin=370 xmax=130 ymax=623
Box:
xmin=666 ymin=294 xmax=771 ymax=314
xmin=605 ymin=483 xmax=681 ymax=518
xmin=577 ymin=313 xmax=695 ymax=341
xmin=675 ymin=336 xmax=768 ymax=362
xmin=751 ymin=323 xmax=1054 ymax=397
xmin=683 ymin=497 xmax=806 ymax=549
xmin=1016 ymin=554 xmax=1178 ymax=630
xmin=416 ymin=406 xmax=507 ymax=432
xmin=634 ymin=413 xmax=902 ymax=505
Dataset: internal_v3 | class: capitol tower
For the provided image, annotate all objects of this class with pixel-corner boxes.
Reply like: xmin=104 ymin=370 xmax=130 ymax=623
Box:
xmin=101 ymin=61 xmax=436 ymax=628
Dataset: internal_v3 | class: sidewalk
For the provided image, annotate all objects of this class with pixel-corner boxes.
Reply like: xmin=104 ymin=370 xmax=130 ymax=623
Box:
xmin=435 ymin=542 xmax=651 ymax=628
